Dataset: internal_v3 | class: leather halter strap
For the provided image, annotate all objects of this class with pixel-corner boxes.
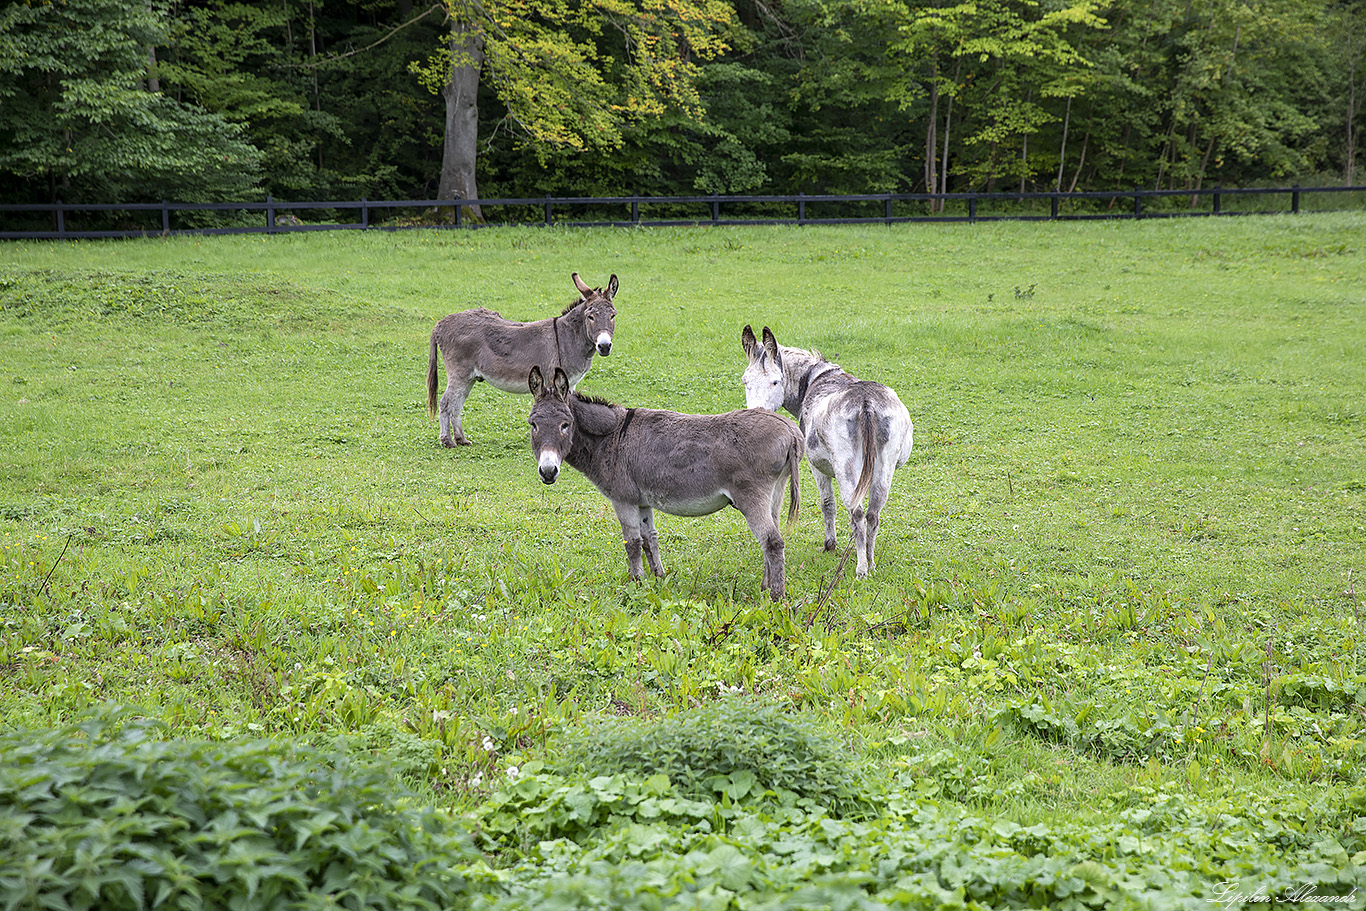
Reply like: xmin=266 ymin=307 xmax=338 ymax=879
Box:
xmin=796 ymin=368 xmax=813 ymax=405
xmin=795 ymin=365 xmax=834 ymax=431
xmin=797 ymin=365 xmax=830 ymax=406
xmin=550 ymin=313 xmax=563 ymax=374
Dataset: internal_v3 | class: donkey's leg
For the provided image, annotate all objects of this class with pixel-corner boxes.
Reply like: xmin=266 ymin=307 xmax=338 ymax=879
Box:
xmin=769 ymin=476 xmax=784 ymax=526
xmin=612 ymin=502 xmax=647 ymax=580
xmin=839 ymin=461 xmax=870 ymax=579
xmin=737 ymin=494 xmax=786 ymax=601
xmin=863 ymin=461 xmax=896 ymax=576
xmin=439 ymin=365 xmax=477 ymax=446
xmin=639 ymin=507 xmax=665 ymax=577
xmin=812 ymin=466 xmax=838 ymax=552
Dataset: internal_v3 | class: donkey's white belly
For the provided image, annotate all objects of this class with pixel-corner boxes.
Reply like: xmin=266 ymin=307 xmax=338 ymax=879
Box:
xmin=477 ymin=364 xmax=587 ymax=394
xmin=477 ymin=367 xmax=531 ymax=393
xmin=651 ymin=490 xmax=732 ymax=517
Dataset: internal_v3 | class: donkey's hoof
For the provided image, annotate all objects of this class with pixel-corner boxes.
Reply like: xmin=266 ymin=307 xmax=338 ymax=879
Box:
xmin=455 ymin=436 xmax=473 ymax=446
xmin=440 ymin=436 xmax=456 ymax=448
xmin=824 ymin=539 xmax=837 ymax=552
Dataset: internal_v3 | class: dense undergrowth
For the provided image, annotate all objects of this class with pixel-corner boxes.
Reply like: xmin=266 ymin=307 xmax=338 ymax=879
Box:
xmin=3 ymin=708 xmax=1362 ymax=909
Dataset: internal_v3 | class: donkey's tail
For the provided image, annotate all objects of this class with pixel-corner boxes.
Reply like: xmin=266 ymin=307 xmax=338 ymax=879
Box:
xmin=426 ymin=332 xmax=441 ymax=418
xmin=850 ymin=400 xmax=877 ymax=508
xmin=785 ymin=434 xmax=803 ymax=530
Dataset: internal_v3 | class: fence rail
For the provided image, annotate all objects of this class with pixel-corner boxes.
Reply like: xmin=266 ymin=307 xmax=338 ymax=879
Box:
xmin=2 ymin=184 xmax=1363 ymax=239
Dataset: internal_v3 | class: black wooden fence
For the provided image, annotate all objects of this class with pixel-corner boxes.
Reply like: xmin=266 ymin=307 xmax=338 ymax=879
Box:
xmin=2 ymin=184 xmax=1363 ymax=239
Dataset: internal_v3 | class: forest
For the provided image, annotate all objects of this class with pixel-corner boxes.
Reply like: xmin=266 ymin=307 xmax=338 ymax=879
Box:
xmin=0 ymin=0 xmax=1362 ymax=209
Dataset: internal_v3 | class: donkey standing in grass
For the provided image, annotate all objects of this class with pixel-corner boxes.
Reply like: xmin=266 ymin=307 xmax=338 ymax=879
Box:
xmin=741 ymin=325 xmax=913 ymax=579
xmin=527 ymin=365 xmax=804 ymax=600
xmin=427 ymin=273 xmax=618 ymax=446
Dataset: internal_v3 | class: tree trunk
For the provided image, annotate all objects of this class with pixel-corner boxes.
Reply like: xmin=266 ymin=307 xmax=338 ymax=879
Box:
xmin=1067 ymin=130 xmax=1089 ymax=193
xmin=937 ymin=58 xmax=961 ymax=212
xmin=308 ymin=1 xmax=323 ymax=171
xmin=1184 ymin=120 xmax=1198 ymax=190
xmin=938 ymin=90 xmax=954 ymax=212
xmin=146 ymin=2 xmax=160 ymax=94
xmin=1154 ymin=121 xmax=1176 ymax=191
xmin=924 ymin=62 xmax=939 ymax=209
xmin=439 ymin=17 xmax=485 ymax=221
xmin=1348 ymin=40 xmax=1360 ymax=186
xmin=1192 ymin=135 xmax=1216 ymax=206
xmin=1055 ymin=95 xmax=1071 ymax=193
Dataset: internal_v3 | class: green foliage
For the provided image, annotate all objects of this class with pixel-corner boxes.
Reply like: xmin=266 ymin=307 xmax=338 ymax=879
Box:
xmin=407 ymin=0 xmax=736 ymax=161
xmin=558 ymin=699 xmax=870 ymax=813
xmin=0 ymin=708 xmax=485 ymax=911
xmin=470 ymin=768 xmax=1365 ymax=908
xmin=5 ymin=0 xmax=1360 ymax=206
xmin=0 ymin=0 xmax=262 ymax=205
xmin=155 ymin=1 xmax=348 ymax=199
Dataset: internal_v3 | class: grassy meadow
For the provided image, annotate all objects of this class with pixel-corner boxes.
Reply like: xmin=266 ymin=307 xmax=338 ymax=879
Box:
xmin=2 ymin=214 xmax=1365 ymax=906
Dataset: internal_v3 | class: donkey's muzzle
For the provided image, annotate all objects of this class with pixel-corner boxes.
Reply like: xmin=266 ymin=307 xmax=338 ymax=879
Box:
xmin=538 ymin=455 xmax=560 ymax=484
xmin=596 ymin=332 xmax=613 ymax=357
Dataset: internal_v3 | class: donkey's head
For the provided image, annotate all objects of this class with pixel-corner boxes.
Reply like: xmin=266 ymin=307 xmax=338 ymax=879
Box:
xmin=528 ymin=365 xmax=574 ymax=484
xmin=740 ymin=325 xmax=785 ymax=411
xmin=572 ymin=272 xmax=619 ymax=357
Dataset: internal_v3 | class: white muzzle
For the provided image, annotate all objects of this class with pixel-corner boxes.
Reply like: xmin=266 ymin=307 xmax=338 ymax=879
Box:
xmin=538 ymin=450 xmax=561 ymax=484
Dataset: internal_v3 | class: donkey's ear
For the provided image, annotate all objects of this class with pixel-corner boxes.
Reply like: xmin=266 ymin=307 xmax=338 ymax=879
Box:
xmin=572 ymin=272 xmax=593 ymax=296
xmin=552 ymin=367 xmax=571 ymax=400
xmin=605 ymin=274 xmax=619 ymax=300
xmin=741 ymin=324 xmax=759 ymax=359
xmin=761 ymin=326 xmax=780 ymax=363
xmin=529 ymin=365 xmax=546 ymax=397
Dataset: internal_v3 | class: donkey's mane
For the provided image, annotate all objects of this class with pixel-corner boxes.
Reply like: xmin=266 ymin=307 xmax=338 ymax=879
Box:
xmin=573 ymin=392 xmax=619 ymax=409
xmin=781 ymin=345 xmax=833 ymax=381
xmin=788 ymin=346 xmax=827 ymax=365
xmin=560 ymin=298 xmax=582 ymax=316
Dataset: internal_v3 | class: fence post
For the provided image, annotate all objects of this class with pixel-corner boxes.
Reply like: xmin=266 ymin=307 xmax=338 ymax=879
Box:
xmin=968 ymin=195 xmax=976 ymax=223
xmin=545 ymin=197 xmax=553 ymax=226
xmin=1213 ymin=186 xmax=1221 ymax=215
xmin=711 ymin=195 xmax=720 ymax=224
xmin=885 ymin=192 xmax=893 ymax=224
xmin=1291 ymin=184 xmax=1300 ymax=214
xmin=55 ymin=199 xmax=65 ymax=236
xmin=798 ymin=193 xmax=806 ymax=225
xmin=266 ymin=195 xmax=276 ymax=233
xmin=361 ymin=197 xmax=369 ymax=229
xmin=455 ymin=199 xmax=462 ymax=229
xmin=1050 ymin=192 xmax=1059 ymax=220
xmin=162 ymin=201 xmax=170 ymax=235
xmin=631 ymin=198 xmax=639 ymax=225
xmin=1133 ymin=187 xmax=1143 ymax=219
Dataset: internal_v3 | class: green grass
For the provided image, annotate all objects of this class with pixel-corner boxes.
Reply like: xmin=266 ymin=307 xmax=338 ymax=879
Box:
xmin=2 ymin=215 xmax=1365 ymax=903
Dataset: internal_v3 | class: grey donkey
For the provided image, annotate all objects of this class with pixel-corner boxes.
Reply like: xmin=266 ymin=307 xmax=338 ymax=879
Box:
xmin=527 ymin=365 xmax=804 ymax=601
xmin=427 ymin=273 xmax=618 ymax=446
